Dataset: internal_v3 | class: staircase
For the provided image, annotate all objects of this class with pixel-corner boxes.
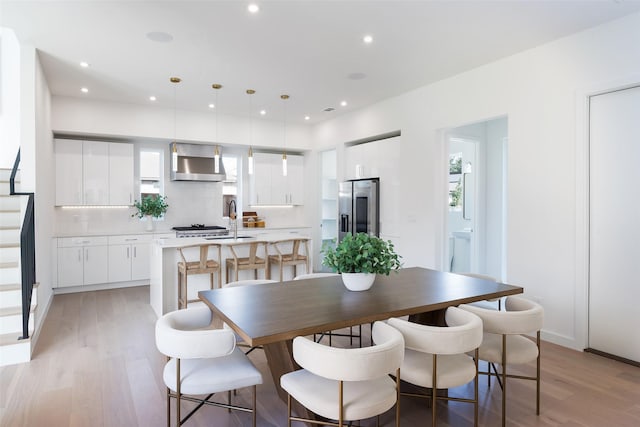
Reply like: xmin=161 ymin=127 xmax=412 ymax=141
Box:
xmin=0 ymin=168 xmax=37 ymax=366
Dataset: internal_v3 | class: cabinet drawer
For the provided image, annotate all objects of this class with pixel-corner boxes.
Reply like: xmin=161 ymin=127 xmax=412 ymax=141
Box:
xmin=58 ymin=236 xmax=108 ymax=247
xmin=108 ymin=234 xmax=153 ymax=245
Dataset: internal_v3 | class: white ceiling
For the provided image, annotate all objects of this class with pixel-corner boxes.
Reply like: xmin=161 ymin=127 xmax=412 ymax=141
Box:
xmin=3 ymin=1 xmax=640 ymax=125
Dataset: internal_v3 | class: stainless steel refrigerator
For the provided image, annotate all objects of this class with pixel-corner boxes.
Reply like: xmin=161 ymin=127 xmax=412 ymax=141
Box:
xmin=338 ymin=178 xmax=379 ymax=242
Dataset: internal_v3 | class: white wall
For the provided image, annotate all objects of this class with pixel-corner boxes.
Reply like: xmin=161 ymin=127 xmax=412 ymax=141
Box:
xmin=313 ymin=12 xmax=640 ymax=350
xmin=0 ymin=28 xmax=21 ymax=168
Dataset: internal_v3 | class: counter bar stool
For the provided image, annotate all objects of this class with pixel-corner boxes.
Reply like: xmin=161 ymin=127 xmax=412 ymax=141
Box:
xmin=177 ymin=243 xmax=221 ymax=309
xmin=225 ymin=240 xmax=270 ymax=283
xmin=268 ymin=237 xmax=310 ymax=282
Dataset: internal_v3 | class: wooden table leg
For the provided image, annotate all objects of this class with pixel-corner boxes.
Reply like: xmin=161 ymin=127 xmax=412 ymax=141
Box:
xmin=262 ymin=340 xmax=317 ymax=424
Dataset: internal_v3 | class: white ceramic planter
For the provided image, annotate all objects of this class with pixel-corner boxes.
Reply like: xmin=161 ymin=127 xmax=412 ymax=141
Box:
xmin=341 ymin=272 xmax=376 ymax=291
xmin=145 ymin=215 xmax=155 ymax=232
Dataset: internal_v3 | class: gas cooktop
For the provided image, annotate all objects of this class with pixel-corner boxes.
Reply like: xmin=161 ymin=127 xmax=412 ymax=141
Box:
xmin=172 ymin=224 xmax=226 ymax=231
xmin=172 ymin=224 xmax=229 ymax=238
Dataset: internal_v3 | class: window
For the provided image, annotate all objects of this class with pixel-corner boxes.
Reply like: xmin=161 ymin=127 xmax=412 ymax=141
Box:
xmin=222 ymin=155 xmax=238 ymax=217
xmin=139 ymin=149 xmax=164 ymax=199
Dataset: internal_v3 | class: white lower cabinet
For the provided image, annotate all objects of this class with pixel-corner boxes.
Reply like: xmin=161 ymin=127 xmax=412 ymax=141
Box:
xmin=56 ymin=234 xmax=158 ymax=289
xmin=57 ymin=237 xmax=108 ymax=288
xmin=108 ymin=235 xmax=152 ymax=282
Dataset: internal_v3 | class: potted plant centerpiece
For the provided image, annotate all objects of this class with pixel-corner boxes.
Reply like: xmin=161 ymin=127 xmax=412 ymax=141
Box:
xmin=132 ymin=195 xmax=168 ymax=231
xmin=322 ymin=233 xmax=402 ymax=291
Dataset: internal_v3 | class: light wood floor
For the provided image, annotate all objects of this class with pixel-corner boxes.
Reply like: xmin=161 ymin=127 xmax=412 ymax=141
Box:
xmin=1 ymin=286 xmax=639 ymax=426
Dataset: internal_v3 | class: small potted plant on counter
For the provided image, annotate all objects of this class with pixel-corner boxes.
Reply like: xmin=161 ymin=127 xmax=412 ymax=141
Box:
xmin=322 ymin=232 xmax=402 ymax=291
xmin=132 ymin=195 xmax=168 ymax=231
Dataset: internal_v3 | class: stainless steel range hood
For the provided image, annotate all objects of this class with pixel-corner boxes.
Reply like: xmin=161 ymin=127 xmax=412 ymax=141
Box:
xmin=170 ymin=142 xmax=226 ymax=182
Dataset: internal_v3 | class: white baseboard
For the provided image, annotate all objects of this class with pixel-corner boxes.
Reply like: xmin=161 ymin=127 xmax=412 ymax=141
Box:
xmin=53 ymin=280 xmax=149 ymax=295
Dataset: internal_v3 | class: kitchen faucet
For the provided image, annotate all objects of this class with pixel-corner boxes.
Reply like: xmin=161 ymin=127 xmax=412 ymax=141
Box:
xmin=228 ymin=200 xmax=238 ymax=239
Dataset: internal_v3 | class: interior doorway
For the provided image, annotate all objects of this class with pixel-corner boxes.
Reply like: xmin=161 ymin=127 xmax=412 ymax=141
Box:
xmin=587 ymin=85 xmax=640 ymax=364
xmin=444 ymin=117 xmax=507 ymax=280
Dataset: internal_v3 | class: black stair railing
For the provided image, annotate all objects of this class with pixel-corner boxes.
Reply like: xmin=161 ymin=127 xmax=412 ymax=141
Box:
xmin=10 ymin=149 xmax=36 ymax=340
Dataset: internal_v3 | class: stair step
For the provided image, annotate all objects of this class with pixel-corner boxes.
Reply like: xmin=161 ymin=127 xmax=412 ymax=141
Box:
xmin=0 ymin=305 xmax=36 ymax=335
xmin=0 ymin=168 xmax=19 ymax=181
xmin=0 ymin=261 xmax=19 ymax=268
xmin=0 ymin=195 xmax=20 ymax=210
xmin=0 ymin=262 xmax=19 ymax=269
xmin=0 ymin=211 xmax=20 ymax=224
xmin=0 ymin=332 xmax=30 ymax=347
xmin=0 ymin=283 xmax=21 ymax=292
xmin=0 ymin=285 xmax=37 ymax=309
xmin=0 ymin=304 xmax=37 ymax=316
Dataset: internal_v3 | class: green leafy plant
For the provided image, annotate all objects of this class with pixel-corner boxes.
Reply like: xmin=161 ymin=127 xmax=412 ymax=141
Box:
xmin=131 ymin=195 xmax=168 ymax=219
xmin=322 ymin=233 xmax=402 ymax=275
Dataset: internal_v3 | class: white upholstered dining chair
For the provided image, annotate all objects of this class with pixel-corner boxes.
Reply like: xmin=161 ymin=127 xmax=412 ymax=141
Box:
xmin=155 ymin=306 xmax=263 ymax=427
xmin=387 ymin=306 xmax=483 ymax=426
xmin=458 ymin=272 xmax=502 ymax=310
xmin=459 ymin=295 xmax=544 ymax=427
xmin=280 ymin=321 xmax=404 ymax=427
xmin=222 ymin=279 xmax=277 ymax=354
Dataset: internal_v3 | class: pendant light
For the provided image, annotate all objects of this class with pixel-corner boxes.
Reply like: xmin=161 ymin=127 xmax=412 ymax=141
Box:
xmin=281 ymin=94 xmax=289 ymax=176
xmin=170 ymin=77 xmax=181 ymax=172
xmin=247 ymin=89 xmax=255 ymax=175
xmin=212 ymin=83 xmax=223 ymax=173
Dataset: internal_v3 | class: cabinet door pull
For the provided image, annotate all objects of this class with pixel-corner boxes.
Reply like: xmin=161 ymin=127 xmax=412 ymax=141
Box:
xmin=85 ymin=249 xmax=89 ymax=262
xmin=78 ymin=249 xmax=82 ymax=262
xmin=127 ymin=247 xmax=130 ymax=258
xmin=134 ymin=247 xmax=137 ymax=258
xmin=125 ymin=238 xmax=137 ymax=241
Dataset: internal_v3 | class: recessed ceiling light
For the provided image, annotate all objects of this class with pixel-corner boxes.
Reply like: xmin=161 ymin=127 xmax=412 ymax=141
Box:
xmin=248 ymin=4 xmax=259 ymax=13
xmin=363 ymin=35 xmax=373 ymax=44
xmin=149 ymin=96 xmax=156 ymax=101
xmin=340 ymin=100 xmax=348 ymax=107
xmin=209 ymin=103 xmax=215 ymax=109
xmin=146 ymin=31 xmax=174 ymax=43
xmin=80 ymin=61 xmax=90 ymax=68
xmin=81 ymin=87 xmax=89 ymax=93
xmin=260 ymin=110 xmax=266 ymax=115
xmin=304 ymin=116 xmax=310 ymax=121
xmin=347 ymin=72 xmax=367 ymax=80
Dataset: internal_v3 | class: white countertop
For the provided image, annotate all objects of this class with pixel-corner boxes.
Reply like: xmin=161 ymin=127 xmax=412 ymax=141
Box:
xmin=156 ymin=232 xmax=310 ymax=249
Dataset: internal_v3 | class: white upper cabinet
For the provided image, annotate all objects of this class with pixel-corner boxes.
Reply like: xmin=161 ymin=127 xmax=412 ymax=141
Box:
xmin=82 ymin=140 xmax=109 ymax=205
xmin=249 ymin=152 xmax=304 ymax=205
xmin=55 ymin=139 xmax=134 ymax=206
xmin=55 ymin=139 xmax=83 ymax=205
xmin=109 ymin=143 xmax=134 ymax=205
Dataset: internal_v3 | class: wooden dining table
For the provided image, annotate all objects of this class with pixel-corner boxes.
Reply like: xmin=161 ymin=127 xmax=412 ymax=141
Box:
xmin=198 ymin=267 xmax=523 ymax=419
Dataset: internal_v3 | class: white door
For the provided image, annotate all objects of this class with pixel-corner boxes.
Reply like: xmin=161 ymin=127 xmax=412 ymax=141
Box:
xmin=589 ymin=85 xmax=640 ymax=363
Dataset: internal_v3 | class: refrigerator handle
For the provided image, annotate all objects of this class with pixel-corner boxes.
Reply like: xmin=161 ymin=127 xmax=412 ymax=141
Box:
xmin=340 ymin=214 xmax=349 ymax=233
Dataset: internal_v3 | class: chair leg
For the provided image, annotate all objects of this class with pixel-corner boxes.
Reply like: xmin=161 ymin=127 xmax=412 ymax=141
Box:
xmin=287 ymin=393 xmax=292 ymax=427
xmin=166 ymin=385 xmax=171 ymax=427
xmin=501 ymin=334 xmax=507 ymax=427
xmin=339 ymin=380 xmax=344 ymax=427
xmin=536 ymin=330 xmax=541 ymax=415
xmin=395 ymin=368 xmax=401 ymax=427
xmin=176 ymin=358 xmax=181 ymax=427
xmin=474 ymin=348 xmax=479 ymax=427
xmin=432 ymin=354 xmax=437 ymax=427
xmin=252 ymin=385 xmax=257 ymax=427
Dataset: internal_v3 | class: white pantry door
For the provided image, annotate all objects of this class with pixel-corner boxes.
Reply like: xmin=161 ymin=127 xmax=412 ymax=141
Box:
xmin=589 ymin=85 xmax=640 ymax=363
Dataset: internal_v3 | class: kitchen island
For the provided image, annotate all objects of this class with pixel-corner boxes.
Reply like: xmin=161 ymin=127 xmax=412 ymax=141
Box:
xmin=149 ymin=232 xmax=311 ymax=317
